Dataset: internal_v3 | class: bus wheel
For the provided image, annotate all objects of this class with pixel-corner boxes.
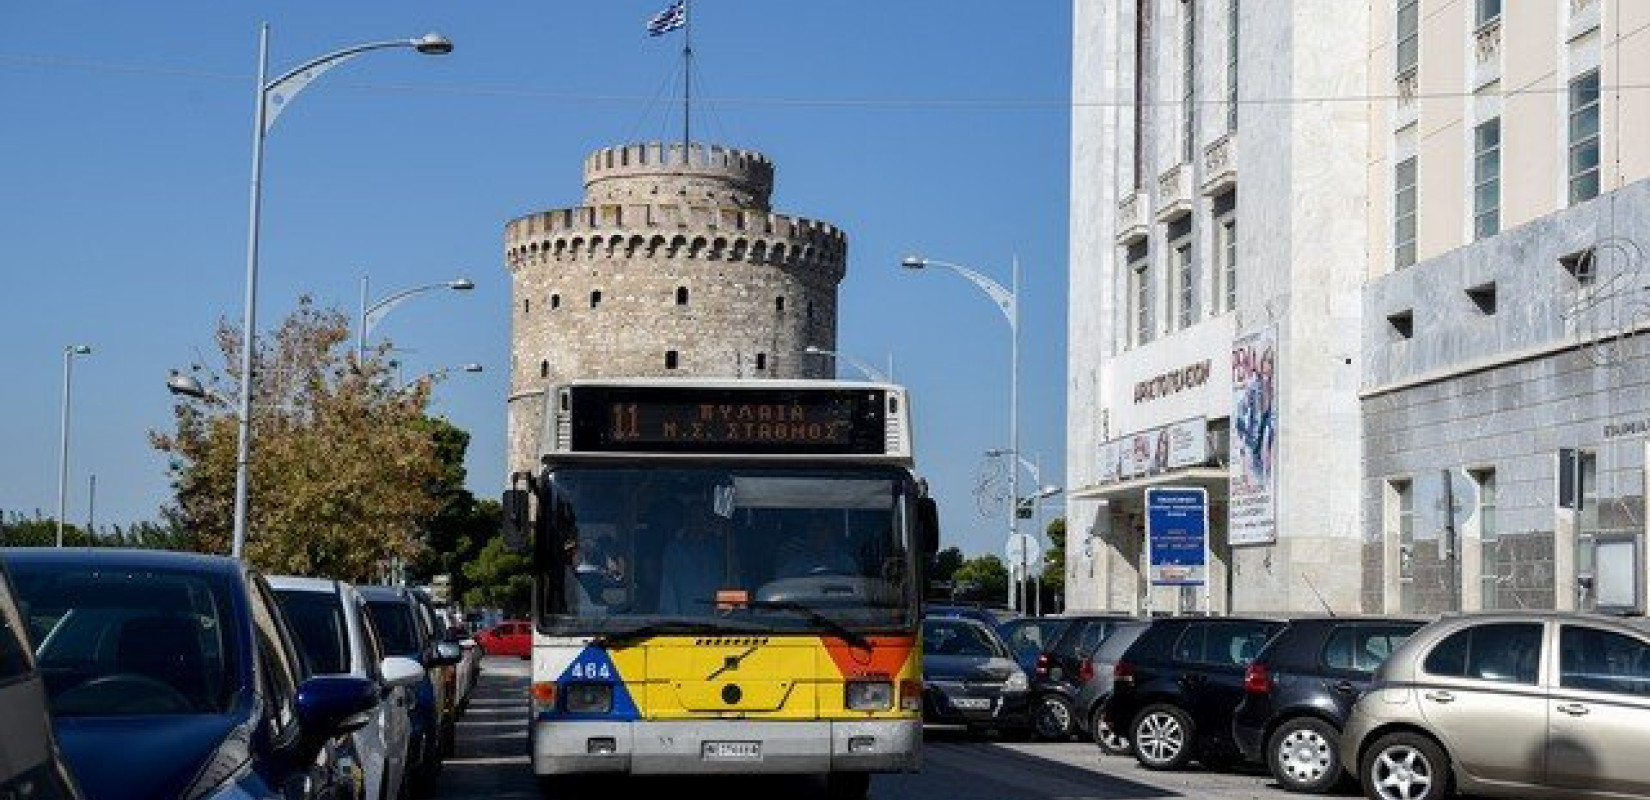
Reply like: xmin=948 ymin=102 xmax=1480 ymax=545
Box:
xmin=825 ymin=772 xmax=871 ymax=800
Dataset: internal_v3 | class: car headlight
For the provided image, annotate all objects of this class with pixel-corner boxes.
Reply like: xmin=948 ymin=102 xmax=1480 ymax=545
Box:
xmin=1004 ymin=670 xmax=1029 ymax=692
xmin=845 ymin=680 xmax=895 ymax=711
xmin=564 ymin=683 xmax=612 ymax=713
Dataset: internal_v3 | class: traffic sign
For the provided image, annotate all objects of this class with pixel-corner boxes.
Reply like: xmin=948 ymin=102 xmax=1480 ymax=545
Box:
xmin=1004 ymin=533 xmax=1043 ymax=572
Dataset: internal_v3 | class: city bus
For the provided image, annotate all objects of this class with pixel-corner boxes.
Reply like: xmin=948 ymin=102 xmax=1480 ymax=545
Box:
xmin=501 ymin=378 xmax=937 ymax=798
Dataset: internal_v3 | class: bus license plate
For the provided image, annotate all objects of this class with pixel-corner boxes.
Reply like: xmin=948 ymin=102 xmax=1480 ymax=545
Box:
xmin=703 ymin=741 xmax=762 ymax=761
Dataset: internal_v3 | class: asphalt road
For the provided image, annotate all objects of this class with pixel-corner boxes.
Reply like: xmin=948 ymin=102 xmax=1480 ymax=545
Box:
xmin=430 ymin=656 xmax=1353 ymax=800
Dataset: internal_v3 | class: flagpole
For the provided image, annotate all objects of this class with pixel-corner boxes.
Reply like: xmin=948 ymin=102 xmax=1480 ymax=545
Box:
xmin=682 ymin=0 xmax=692 ymax=156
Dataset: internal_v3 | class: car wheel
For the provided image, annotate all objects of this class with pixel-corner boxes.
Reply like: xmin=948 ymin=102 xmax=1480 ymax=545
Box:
xmin=1359 ymin=731 xmax=1452 ymax=800
xmin=1091 ymin=705 xmax=1131 ymax=755
xmin=1268 ymin=717 xmax=1345 ymax=793
xmin=1131 ymin=703 xmax=1196 ymax=770
xmin=1032 ymin=695 xmax=1077 ymax=741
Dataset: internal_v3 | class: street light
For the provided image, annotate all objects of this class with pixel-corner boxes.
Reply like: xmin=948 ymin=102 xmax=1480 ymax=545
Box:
xmin=902 ymin=253 xmax=1020 ymax=608
xmin=988 ymin=447 xmax=1061 ymax=613
xmin=803 ymin=345 xmax=892 ymax=382
xmin=391 ymin=362 xmax=484 ymax=390
xmin=358 ymin=276 xmax=475 ymax=361
xmin=230 ymin=23 xmax=451 ymax=560
xmin=56 ymin=344 xmax=92 ymax=547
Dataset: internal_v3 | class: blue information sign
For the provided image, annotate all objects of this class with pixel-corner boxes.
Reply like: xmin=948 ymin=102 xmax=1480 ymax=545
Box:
xmin=1146 ymin=487 xmax=1208 ymax=586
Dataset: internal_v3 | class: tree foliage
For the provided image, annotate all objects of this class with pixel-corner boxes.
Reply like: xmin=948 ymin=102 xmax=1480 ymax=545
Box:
xmin=952 ymin=555 xmax=1009 ymax=602
xmin=1041 ymin=516 xmax=1067 ymax=598
xmin=151 ymin=297 xmax=448 ymax=582
xmin=462 ymin=536 xmax=533 ymax=618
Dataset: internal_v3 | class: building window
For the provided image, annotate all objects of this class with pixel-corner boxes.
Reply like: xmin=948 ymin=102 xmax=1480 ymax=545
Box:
xmin=1182 ymin=0 xmax=1197 ymax=163
xmin=1475 ymin=0 xmax=1501 ymax=27
xmin=1394 ymin=156 xmax=1417 ymax=268
xmin=1131 ymin=252 xmax=1153 ymax=346
xmin=523 ymin=298 xmax=531 ymax=315
xmin=1135 ymin=0 xmax=1154 ymax=190
xmin=590 ymin=290 xmax=602 ymax=308
xmin=1387 ymin=310 xmax=1414 ymax=340
xmin=551 ymin=293 xmax=561 ymax=309
xmin=1396 ymin=0 xmax=1418 ymax=76
xmin=1569 ymin=70 xmax=1601 ymax=205
xmin=1473 ymin=118 xmax=1501 ymax=240
xmin=539 ymin=360 xmax=548 ymax=379
xmin=755 ymin=353 xmax=767 ymax=371
xmin=1174 ymin=240 xmax=1195 ymax=329
xmin=1394 ymin=479 xmax=1415 ymax=612
xmin=1472 ymin=468 xmax=1499 ymax=609
xmin=676 ymin=286 xmax=689 ymax=305
xmin=775 ymin=296 xmax=785 ymax=312
xmin=664 ymin=350 xmax=679 ymax=370
xmin=1226 ymin=0 xmax=1238 ymax=131
xmin=1219 ymin=218 xmax=1237 ymax=312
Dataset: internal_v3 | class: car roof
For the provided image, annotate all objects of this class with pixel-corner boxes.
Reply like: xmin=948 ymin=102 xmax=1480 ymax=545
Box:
xmin=266 ymin=574 xmax=341 ymax=593
xmin=1 ymin=546 xmax=241 ymax=577
xmin=355 ymin=583 xmax=416 ymax=602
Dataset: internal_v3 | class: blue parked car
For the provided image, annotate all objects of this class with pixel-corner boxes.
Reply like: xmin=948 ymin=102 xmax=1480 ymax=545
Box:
xmin=2 ymin=547 xmax=381 ymax=800
xmin=359 ymin=583 xmax=464 ymax=795
xmin=0 ymin=555 xmax=85 ymax=800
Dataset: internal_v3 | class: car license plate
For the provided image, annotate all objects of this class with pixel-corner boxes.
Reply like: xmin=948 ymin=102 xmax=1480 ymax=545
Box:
xmin=951 ymin=697 xmax=992 ymax=710
xmin=702 ymin=741 xmax=761 ymax=761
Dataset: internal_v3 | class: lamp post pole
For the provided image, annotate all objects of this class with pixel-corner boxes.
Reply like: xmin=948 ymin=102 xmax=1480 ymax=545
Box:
xmin=358 ymin=275 xmax=475 ymax=362
xmin=56 ymin=344 xmax=92 ymax=547
xmin=902 ymin=254 xmax=1019 ymax=610
xmin=230 ymin=24 xmax=452 ymax=560
xmin=803 ymin=345 xmax=892 ymax=382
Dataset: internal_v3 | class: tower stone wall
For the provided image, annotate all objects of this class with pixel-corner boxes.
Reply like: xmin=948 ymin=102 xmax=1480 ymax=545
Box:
xmin=503 ymin=142 xmax=847 ymax=474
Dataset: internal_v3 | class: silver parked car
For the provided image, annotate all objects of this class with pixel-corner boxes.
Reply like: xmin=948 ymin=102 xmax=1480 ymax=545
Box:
xmin=1341 ymin=610 xmax=1650 ymax=800
xmin=270 ymin=576 xmax=426 ymax=800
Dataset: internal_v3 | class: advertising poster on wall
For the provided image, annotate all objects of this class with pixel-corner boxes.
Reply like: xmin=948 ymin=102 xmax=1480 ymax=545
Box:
xmin=1229 ymin=325 xmax=1277 ymax=545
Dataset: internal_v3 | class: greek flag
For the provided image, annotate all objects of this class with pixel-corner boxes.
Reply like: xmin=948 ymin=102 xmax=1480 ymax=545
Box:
xmin=646 ymin=0 xmax=686 ymax=36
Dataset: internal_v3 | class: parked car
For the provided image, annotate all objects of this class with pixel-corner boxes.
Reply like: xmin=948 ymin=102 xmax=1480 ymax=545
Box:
xmin=920 ymin=615 xmax=1031 ymax=737
xmin=3 ymin=547 xmax=379 ymax=800
xmin=1102 ymin=614 xmax=1285 ymax=771
xmin=407 ymin=587 xmax=464 ymax=758
xmin=270 ymin=575 xmax=426 ymax=800
xmin=0 ymin=556 xmax=86 ymax=800
xmin=359 ymin=583 xmax=464 ymax=795
xmin=474 ymin=619 xmax=533 ymax=659
xmin=444 ymin=621 xmax=483 ymax=713
xmin=1026 ymin=613 xmax=1138 ymax=741
xmin=925 ymin=603 xmax=1015 ymax=630
xmin=1071 ymin=618 xmax=1153 ymax=754
xmin=1342 ymin=610 xmax=1650 ymax=800
xmin=996 ymin=615 xmax=1070 ymax=673
xmin=1230 ymin=615 xmax=1427 ymax=793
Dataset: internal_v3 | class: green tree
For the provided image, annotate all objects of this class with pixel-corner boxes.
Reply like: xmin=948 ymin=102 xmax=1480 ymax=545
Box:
xmin=1040 ymin=516 xmax=1067 ymax=607
xmin=0 ymin=515 xmax=91 ymax=547
xmin=407 ymin=418 xmax=495 ymax=599
xmin=952 ymin=554 xmax=1009 ymax=603
xmin=462 ymin=536 xmax=533 ymax=618
xmin=151 ymin=297 xmax=448 ymax=581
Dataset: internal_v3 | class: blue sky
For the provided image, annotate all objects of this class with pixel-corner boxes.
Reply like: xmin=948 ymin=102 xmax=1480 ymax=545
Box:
xmin=0 ymin=1 xmax=1072 ymax=562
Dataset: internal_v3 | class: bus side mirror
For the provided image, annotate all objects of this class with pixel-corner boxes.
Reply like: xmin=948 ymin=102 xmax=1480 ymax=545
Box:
xmin=917 ymin=497 xmax=940 ymax=555
xmin=502 ymin=488 xmax=530 ymax=552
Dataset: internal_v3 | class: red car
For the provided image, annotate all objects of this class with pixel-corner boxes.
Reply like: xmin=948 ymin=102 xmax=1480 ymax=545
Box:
xmin=475 ymin=620 xmax=532 ymax=658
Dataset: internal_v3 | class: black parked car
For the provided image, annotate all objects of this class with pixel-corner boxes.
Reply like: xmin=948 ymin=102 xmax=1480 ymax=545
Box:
xmin=996 ymin=615 xmax=1069 ymax=674
xmin=1231 ymin=615 xmax=1426 ymax=793
xmin=1102 ymin=615 xmax=1285 ymax=771
xmin=1071 ymin=619 xmax=1153 ymax=754
xmin=920 ymin=615 xmax=1031 ymax=737
xmin=1026 ymin=614 xmax=1137 ymax=741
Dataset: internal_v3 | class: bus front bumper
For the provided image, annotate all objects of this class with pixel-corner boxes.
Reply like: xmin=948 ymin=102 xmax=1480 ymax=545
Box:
xmin=531 ymin=719 xmax=922 ymax=776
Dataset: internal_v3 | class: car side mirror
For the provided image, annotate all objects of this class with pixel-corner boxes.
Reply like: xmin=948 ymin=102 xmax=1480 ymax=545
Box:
xmin=428 ymin=641 xmax=464 ymax=667
xmin=296 ymin=674 xmax=379 ymax=740
xmin=380 ymin=655 xmax=425 ymax=690
xmin=502 ymin=474 xmax=533 ymax=553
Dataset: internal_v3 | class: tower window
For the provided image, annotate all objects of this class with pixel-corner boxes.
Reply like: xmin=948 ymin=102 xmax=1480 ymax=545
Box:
xmin=523 ymin=298 xmax=531 ymax=314
xmin=590 ymin=291 xmax=602 ymax=308
xmin=539 ymin=360 xmax=549 ymax=379
xmin=665 ymin=350 xmax=679 ymax=370
xmin=775 ymin=296 xmax=785 ymax=312
xmin=676 ymin=286 xmax=689 ymax=305
xmin=551 ymin=294 xmax=561 ymax=309
xmin=755 ymin=353 xmax=767 ymax=371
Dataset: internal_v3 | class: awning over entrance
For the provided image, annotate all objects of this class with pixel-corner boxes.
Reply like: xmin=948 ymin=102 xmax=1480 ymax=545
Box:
xmin=1067 ymin=466 xmax=1229 ymax=501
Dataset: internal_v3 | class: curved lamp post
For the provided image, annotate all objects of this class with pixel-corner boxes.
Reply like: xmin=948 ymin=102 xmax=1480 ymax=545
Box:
xmin=56 ymin=344 xmax=92 ymax=547
xmin=902 ymin=254 xmax=1020 ymax=608
xmin=230 ymin=24 xmax=451 ymax=560
xmin=803 ymin=345 xmax=891 ymax=383
xmin=358 ymin=276 xmax=475 ymax=360
xmin=395 ymin=362 xmax=484 ymax=390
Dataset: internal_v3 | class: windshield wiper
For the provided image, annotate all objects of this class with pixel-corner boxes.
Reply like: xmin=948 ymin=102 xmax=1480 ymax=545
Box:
xmin=748 ymin=599 xmax=872 ymax=652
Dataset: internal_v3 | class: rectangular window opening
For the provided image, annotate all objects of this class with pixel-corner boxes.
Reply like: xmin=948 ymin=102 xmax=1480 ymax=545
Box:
xmin=1561 ymin=247 xmax=1597 ymax=286
xmin=1473 ymin=118 xmax=1501 ymax=240
xmin=1466 ymin=283 xmax=1497 ymax=315
xmin=1394 ymin=157 xmax=1418 ymax=269
xmin=1569 ymin=70 xmax=1601 ymax=205
xmin=1387 ymin=310 xmax=1414 ymax=340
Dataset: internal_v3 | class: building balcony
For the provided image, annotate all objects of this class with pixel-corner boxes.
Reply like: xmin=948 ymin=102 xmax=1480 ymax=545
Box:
xmin=1472 ymin=17 xmax=1502 ymax=89
xmin=1393 ymin=68 xmax=1419 ymax=131
xmin=1154 ymin=163 xmax=1192 ymax=223
xmin=1201 ymin=134 xmax=1236 ymax=196
xmin=1116 ymin=191 xmax=1147 ymax=245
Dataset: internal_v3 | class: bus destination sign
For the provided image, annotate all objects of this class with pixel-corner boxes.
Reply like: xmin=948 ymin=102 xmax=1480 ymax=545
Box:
xmin=567 ymin=386 xmax=887 ymax=455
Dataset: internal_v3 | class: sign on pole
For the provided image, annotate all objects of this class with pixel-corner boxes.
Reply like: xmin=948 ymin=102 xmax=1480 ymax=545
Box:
xmin=1146 ymin=487 xmax=1210 ymax=613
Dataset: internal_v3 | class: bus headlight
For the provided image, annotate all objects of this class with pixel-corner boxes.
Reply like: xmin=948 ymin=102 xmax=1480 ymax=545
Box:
xmin=564 ymin=683 xmax=613 ymax=713
xmin=845 ymin=680 xmax=894 ymax=711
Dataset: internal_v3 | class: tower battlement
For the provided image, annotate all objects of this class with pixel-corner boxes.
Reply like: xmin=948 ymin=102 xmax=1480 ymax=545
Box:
xmin=582 ymin=142 xmax=775 ymax=209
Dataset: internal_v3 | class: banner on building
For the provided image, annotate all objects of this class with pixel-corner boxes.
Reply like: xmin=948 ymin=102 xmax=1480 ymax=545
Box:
xmin=1229 ymin=326 xmax=1277 ymax=545
xmin=1096 ymin=417 xmax=1209 ymax=484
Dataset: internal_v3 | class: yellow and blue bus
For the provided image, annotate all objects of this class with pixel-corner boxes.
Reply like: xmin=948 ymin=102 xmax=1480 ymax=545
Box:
xmin=501 ymin=378 xmax=938 ymax=798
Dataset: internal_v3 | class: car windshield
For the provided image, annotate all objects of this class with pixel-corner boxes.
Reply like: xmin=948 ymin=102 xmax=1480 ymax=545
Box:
xmin=366 ymin=599 xmax=421 ymax=657
xmin=923 ymin=618 xmax=1008 ymax=659
xmin=8 ymin=561 xmax=242 ymax=716
xmin=274 ymin=589 xmax=350 ymax=675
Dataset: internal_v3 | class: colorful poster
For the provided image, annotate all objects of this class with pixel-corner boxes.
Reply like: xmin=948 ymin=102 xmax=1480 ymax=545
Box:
xmin=1229 ymin=326 xmax=1277 ymax=545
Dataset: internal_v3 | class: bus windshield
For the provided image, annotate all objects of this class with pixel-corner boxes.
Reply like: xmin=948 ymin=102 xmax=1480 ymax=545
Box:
xmin=536 ymin=463 xmax=920 ymax=637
